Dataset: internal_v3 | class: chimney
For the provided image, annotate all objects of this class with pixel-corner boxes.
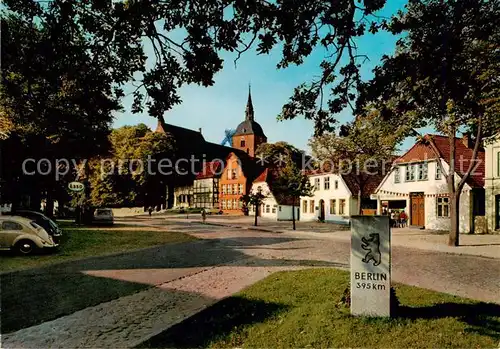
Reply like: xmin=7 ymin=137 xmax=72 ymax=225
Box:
xmin=198 ymin=128 xmax=202 ymax=134
xmin=462 ymin=133 xmax=471 ymax=148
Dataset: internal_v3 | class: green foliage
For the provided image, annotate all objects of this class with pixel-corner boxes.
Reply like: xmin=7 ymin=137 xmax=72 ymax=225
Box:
xmin=89 ymin=124 xmax=175 ymax=207
xmin=255 ymin=141 xmax=305 ymax=169
xmin=2 ymin=0 xmax=392 ymax=132
xmin=273 ymin=163 xmax=314 ymax=202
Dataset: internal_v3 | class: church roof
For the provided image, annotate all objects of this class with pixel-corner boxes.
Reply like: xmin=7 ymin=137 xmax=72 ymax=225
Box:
xmin=234 ymin=85 xmax=266 ymax=139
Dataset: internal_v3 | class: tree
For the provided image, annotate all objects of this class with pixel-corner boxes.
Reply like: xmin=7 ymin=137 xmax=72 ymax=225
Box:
xmin=357 ymin=0 xmax=500 ymax=246
xmin=255 ymin=141 xmax=305 ymax=168
xmin=240 ymin=188 xmax=267 ymax=227
xmin=3 ymin=0 xmax=393 ymax=128
xmin=309 ymin=111 xmax=403 ymax=214
xmin=273 ymin=163 xmax=314 ymax=230
xmin=89 ymin=124 xmax=175 ymax=207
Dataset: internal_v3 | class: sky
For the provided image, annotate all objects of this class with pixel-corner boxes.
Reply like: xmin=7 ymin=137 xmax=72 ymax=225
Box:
xmin=113 ymin=0 xmax=418 ymax=154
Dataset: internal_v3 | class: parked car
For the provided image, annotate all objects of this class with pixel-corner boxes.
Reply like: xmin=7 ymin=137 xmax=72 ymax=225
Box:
xmin=93 ymin=208 xmax=114 ymax=225
xmin=5 ymin=210 xmax=62 ymax=244
xmin=0 ymin=216 xmax=59 ymax=254
xmin=206 ymin=208 xmax=223 ymax=215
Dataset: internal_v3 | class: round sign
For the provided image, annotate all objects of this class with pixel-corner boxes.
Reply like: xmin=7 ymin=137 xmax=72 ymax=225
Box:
xmin=68 ymin=181 xmax=85 ymax=192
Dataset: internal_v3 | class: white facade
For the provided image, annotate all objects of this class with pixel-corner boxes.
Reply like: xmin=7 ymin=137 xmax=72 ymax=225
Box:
xmin=248 ymin=181 xmax=299 ymax=221
xmin=299 ymin=173 xmax=355 ymax=224
xmin=375 ymin=160 xmax=473 ymax=233
xmin=485 ymin=135 xmax=500 ymax=232
xmin=173 ymin=185 xmax=193 ymax=208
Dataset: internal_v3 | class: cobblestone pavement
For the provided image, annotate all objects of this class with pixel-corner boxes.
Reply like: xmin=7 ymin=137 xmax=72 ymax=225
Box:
xmin=2 ymin=218 xmax=499 ymax=348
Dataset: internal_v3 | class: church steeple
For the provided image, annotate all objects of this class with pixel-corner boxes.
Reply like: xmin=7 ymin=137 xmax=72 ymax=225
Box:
xmin=245 ymin=83 xmax=254 ymax=121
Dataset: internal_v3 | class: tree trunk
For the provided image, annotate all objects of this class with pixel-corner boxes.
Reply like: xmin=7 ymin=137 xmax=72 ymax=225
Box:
xmin=357 ymin=189 xmax=362 ymax=215
xmin=448 ymin=191 xmax=461 ymax=246
xmin=254 ymin=203 xmax=258 ymax=226
xmin=292 ymin=198 xmax=296 ymax=230
xmin=45 ymin=190 xmax=54 ymax=218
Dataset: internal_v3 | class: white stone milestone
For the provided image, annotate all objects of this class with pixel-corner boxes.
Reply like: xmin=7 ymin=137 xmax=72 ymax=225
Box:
xmin=350 ymin=215 xmax=391 ymax=317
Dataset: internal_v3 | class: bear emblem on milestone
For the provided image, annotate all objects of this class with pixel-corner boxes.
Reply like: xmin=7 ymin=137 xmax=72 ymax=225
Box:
xmin=361 ymin=233 xmax=381 ymax=266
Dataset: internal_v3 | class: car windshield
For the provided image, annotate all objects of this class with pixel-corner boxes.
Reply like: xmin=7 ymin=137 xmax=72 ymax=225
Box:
xmin=97 ymin=209 xmax=111 ymax=215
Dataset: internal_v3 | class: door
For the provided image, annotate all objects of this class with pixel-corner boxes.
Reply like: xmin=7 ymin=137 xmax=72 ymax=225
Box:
xmin=496 ymin=195 xmax=500 ymax=230
xmin=319 ymin=200 xmax=325 ymax=221
xmin=410 ymin=193 xmax=425 ymax=226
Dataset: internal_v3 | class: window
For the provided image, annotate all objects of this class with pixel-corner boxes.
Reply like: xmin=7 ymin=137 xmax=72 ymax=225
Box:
xmin=231 ymin=169 xmax=237 ymax=180
xmin=324 ymin=177 xmax=330 ymax=190
xmin=339 ymin=199 xmax=346 ymax=215
xmin=222 ymin=200 xmax=227 ymax=210
xmin=497 ymin=152 xmax=500 ymax=177
xmin=279 ymin=206 xmax=282 ymax=212
xmin=406 ymin=164 xmax=416 ymax=181
xmin=1 ymin=221 xmax=22 ymax=230
xmin=272 ymin=205 xmax=277 ymax=213
xmin=310 ymin=200 xmax=315 ymax=213
xmin=330 ymin=199 xmax=336 ymax=215
xmin=227 ymin=200 xmax=232 ymax=209
xmin=266 ymin=205 xmax=270 ymax=213
xmin=238 ymin=200 xmax=243 ymax=209
xmin=334 ymin=180 xmax=339 ymax=189
xmin=233 ymin=184 xmax=238 ymax=194
xmin=437 ymin=197 xmax=450 ymax=217
xmin=314 ymin=178 xmax=320 ymax=190
xmin=222 ymin=184 xmax=226 ymax=194
xmin=233 ymin=199 xmax=238 ymax=209
xmin=394 ymin=167 xmax=400 ymax=183
xmin=240 ymin=137 xmax=246 ymax=147
xmin=238 ymin=184 xmax=243 ymax=194
xmin=436 ymin=163 xmax=442 ymax=180
xmin=303 ymin=201 xmax=308 ymax=213
xmin=417 ymin=163 xmax=428 ymax=181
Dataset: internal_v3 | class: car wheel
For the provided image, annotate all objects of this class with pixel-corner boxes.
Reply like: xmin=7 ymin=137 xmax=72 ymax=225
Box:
xmin=16 ymin=240 xmax=36 ymax=255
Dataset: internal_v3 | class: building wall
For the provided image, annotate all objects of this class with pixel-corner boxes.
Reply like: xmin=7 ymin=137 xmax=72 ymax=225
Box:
xmin=249 ymin=181 xmax=299 ymax=221
xmin=276 ymin=205 xmax=300 ymax=221
xmin=485 ymin=135 xmax=500 ymax=232
xmin=219 ymin=153 xmax=247 ymax=213
xmin=299 ymin=173 xmax=353 ymax=223
xmin=193 ymin=177 xmax=219 ymax=209
xmin=376 ymin=159 xmax=473 ymax=233
xmin=232 ymin=134 xmax=267 ymax=157
xmin=173 ymin=185 xmax=193 ymax=208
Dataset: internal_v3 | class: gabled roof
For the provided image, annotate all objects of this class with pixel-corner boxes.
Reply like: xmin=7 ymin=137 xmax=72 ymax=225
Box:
xmin=395 ymin=134 xmax=485 ymax=188
xmin=195 ymin=161 xmax=223 ymax=180
xmin=303 ymin=167 xmax=384 ymax=198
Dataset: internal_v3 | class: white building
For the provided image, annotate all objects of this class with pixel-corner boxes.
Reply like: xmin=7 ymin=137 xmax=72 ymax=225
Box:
xmin=374 ymin=135 xmax=485 ymax=233
xmin=299 ymin=171 xmax=380 ymax=224
xmin=485 ymin=134 xmax=500 ymax=233
xmin=248 ymin=169 xmax=300 ymax=220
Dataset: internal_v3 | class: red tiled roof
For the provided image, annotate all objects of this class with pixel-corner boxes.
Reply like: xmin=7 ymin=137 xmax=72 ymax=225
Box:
xmin=195 ymin=161 xmax=223 ymax=179
xmin=395 ymin=135 xmax=485 ymax=188
xmin=341 ymin=174 xmax=385 ymax=198
xmin=253 ymin=168 xmax=269 ymax=183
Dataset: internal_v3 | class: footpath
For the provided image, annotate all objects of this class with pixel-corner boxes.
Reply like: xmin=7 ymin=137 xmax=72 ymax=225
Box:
xmin=174 ymin=216 xmax=500 ymax=259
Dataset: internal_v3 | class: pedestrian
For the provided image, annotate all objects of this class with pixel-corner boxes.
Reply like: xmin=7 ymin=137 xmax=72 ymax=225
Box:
xmin=148 ymin=206 xmax=153 ymax=216
xmin=400 ymin=210 xmax=408 ymax=227
xmin=390 ymin=210 xmax=395 ymax=227
xmin=394 ymin=210 xmax=401 ymax=228
xmin=201 ymin=208 xmax=206 ymax=224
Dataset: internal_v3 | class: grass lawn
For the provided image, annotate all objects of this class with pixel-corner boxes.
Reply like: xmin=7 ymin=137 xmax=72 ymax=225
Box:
xmin=140 ymin=269 xmax=500 ymax=348
xmin=1 ymin=222 xmax=197 ymax=334
xmin=0 ymin=222 xmax=196 ymax=272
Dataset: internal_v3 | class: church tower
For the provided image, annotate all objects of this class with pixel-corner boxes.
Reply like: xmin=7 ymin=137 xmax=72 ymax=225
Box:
xmin=232 ymin=85 xmax=267 ymax=157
